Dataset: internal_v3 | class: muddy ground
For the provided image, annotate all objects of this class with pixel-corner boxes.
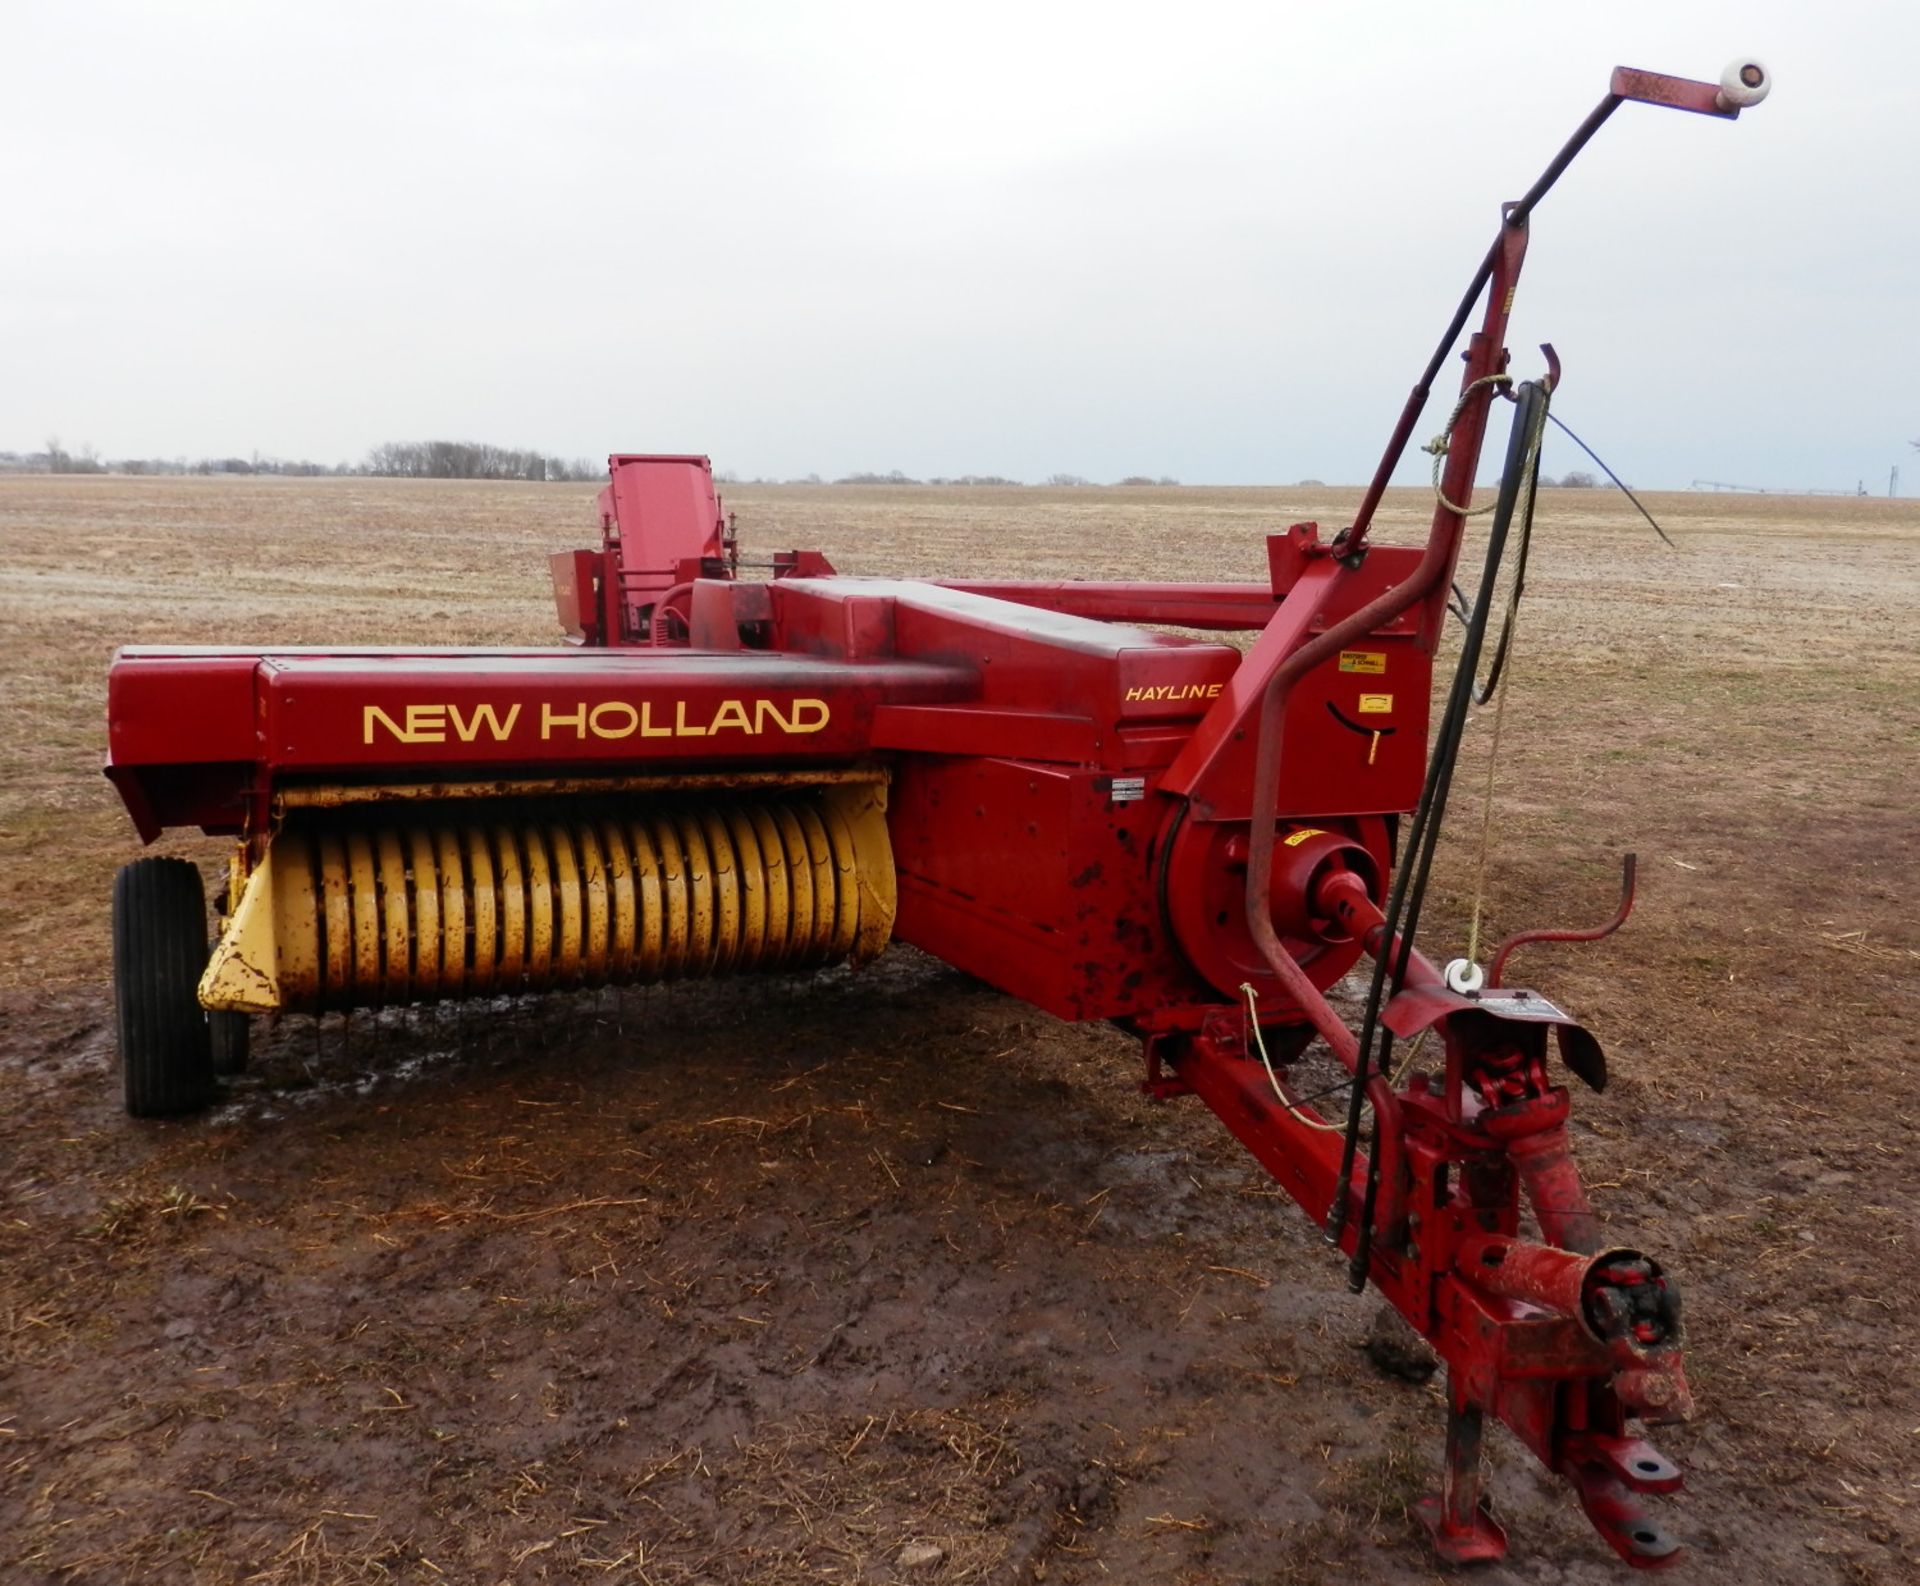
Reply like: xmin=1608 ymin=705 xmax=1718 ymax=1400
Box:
xmin=1 ymin=477 xmax=1915 ymax=1584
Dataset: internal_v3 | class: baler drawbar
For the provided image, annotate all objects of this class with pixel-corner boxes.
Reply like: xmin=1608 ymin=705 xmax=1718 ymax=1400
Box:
xmin=102 ymin=60 xmax=1771 ymax=1570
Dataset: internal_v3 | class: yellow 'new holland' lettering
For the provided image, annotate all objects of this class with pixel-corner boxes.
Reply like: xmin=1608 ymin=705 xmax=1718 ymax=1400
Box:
xmin=588 ymin=701 xmax=638 ymax=739
xmin=363 ymin=704 xmax=447 ymax=744
xmin=708 ymin=699 xmax=752 ymax=734
xmin=364 ymin=695 xmax=834 ymax=745
xmin=449 ymin=702 xmax=521 ymax=742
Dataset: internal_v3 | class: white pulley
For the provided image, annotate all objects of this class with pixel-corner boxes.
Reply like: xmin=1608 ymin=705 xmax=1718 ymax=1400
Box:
xmin=1716 ymin=59 xmax=1770 ymax=111
xmin=1444 ymin=957 xmax=1486 ymax=995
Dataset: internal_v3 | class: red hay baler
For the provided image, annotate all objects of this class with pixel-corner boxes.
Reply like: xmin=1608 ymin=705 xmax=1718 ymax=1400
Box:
xmin=101 ymin=61 xmax=1772 ymax=1569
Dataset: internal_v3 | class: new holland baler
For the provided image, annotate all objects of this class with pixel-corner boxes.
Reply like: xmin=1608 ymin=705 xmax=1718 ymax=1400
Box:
xmin=100 ymin=61 xmax=1771 ymax=1569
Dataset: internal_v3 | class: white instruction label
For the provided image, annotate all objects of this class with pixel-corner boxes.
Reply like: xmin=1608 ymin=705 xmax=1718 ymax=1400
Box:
xmin=1472 ymin=993 xmax=1567 ymax=1022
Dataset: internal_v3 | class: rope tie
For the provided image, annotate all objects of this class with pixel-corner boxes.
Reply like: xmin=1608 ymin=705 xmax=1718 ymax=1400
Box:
xmin=1462 ymin=397 xmax=1546 ymax=969
xmin=1240 ymin=982 xmax=1355 ymax=1133
xmin=1462 ymin=613 xmax=1515 ymax=969
xmin=1425 ymin=372 xmax=1514 ymax=517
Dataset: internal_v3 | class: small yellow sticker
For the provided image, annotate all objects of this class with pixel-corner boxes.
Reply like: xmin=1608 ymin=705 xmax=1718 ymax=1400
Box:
xmin=1338 ymin=650 xmax=1387 ymax=675
xmin=1282 ymin=827 xmax=1327 ymax=847
xmin=1358 ymin=693 xmax=1393 ymax=714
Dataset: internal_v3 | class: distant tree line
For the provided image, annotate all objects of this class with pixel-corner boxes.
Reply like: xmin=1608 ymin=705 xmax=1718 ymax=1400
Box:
xmin=0 ymin=438 xmax=363 ymax=477
xmin=0 ymin=436 xmax=599 ymax=480
xmin=2 ymin=450 xmax=363 ymax=477
xmin=714 ymin=469 xmax=1184 ymax=487
xmin=0 ymin=437 xmax=1634 ymax=490
xmin=363 ymin=440 xmax=598 ymax=481
xmin=18 ymin=438 xmax=106 ymax=474
xmin=4 ymin=442 xmax=1206 ymax=488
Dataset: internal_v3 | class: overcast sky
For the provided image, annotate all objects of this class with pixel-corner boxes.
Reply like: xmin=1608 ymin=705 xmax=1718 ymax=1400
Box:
xmin=3 ymin=1 xmax=1914 ymax=489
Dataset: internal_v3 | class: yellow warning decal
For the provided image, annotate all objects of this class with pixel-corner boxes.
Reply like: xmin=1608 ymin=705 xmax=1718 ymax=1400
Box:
xmin=1357 ymin=693 xmax=1393 ymax=714
xmin=1282 ymin=828 xmax=1327 ymax=847
xmin=1338 ymin=651 xmax=1387 ymax=675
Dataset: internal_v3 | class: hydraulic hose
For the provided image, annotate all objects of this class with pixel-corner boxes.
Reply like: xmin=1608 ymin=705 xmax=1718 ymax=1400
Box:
xmin=1339 ymin=380 xmax=1552 ymax=1289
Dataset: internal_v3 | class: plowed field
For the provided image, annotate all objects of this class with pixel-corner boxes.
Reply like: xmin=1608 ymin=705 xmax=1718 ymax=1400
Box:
xmin=2 ymin=476 xmax=1915 ymax=1584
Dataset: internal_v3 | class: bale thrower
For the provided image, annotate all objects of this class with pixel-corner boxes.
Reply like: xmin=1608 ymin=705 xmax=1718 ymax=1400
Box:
xmin=102 ymin=59 xmax=1771 ymax=1569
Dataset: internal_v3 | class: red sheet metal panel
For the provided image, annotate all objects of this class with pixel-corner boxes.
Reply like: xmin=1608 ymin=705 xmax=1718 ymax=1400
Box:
xmin=106 ymin=652 xmax=261 ymax=769
xmin=550 ymin=549 xmax=605 ymax=644
xmin=772 ymin=578 xmax=1241 ymax=735
xmin=597 ymin=454 xmax=726 ymax=631
xmin=888 ymin=757 xmax=1207 ymax=1020
xmin=257 ymin=651 xmax=965 ymax=772
xmin=1162 ymin=542 xmax=1433 ymax=822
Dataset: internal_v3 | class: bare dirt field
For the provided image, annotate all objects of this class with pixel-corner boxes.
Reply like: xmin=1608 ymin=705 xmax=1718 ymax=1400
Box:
xmin=2 ymin=474 xmax=1916 ymax=1585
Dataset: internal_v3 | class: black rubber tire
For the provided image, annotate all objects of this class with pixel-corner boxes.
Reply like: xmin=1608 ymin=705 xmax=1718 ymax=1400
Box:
xmin=209 ymin=1009 xmax=250 ymax=1076
xmin=113 ymin=857 xmax=214 ymax=1117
